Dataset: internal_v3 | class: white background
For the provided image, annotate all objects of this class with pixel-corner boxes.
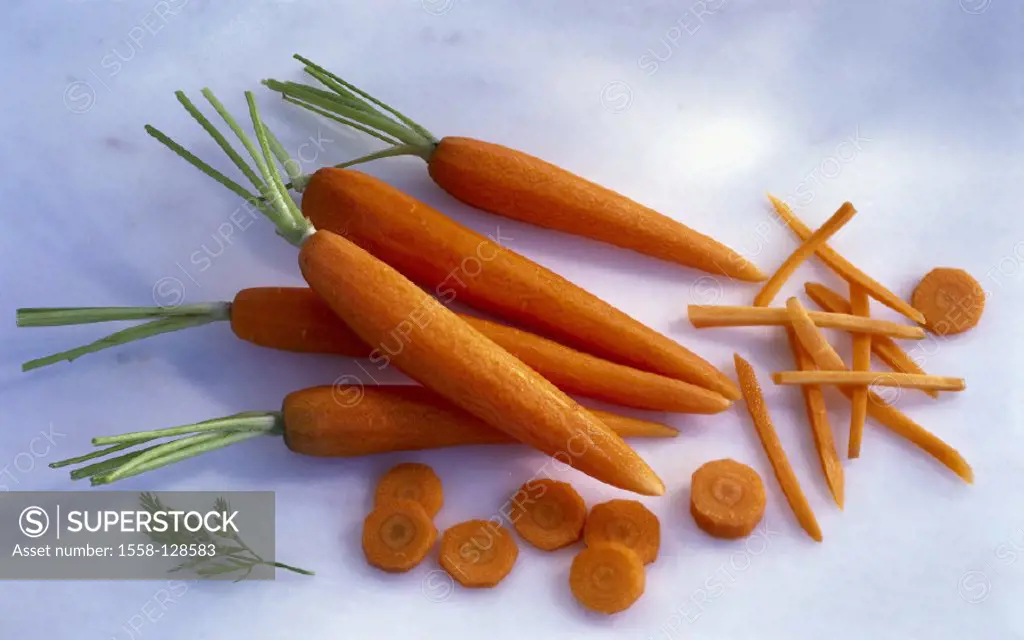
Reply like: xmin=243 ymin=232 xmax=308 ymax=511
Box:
xmin=2 ymin=1 xmax=1022 ymax=638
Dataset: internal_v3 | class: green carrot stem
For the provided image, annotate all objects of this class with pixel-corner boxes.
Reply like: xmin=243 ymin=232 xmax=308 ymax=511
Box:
xmin=103 ymin=432 xmax=228 ymax=483
xmin=50 ymin=439 xmax=155 ymax=469
xmin=280 ymin=94 xmax=401 ymax=148
xmin=17 ymin=302 xmax=229 ymax=327
xmin=175 ymin=91 xmax=266 ymax=192
xmin=70 ymin=445 xmax=163 ymax=480
xmin=271 ymin=561 xmax=316 ymax=576
xmin=201 ymin=89 xmax=275 ymax=195
xmin=247 ymin=92 xmax=309 ymax=236
xmin=332 ymin=144 xmax=432 ymax=170
xmin=92 ymin=413 xmax=281 ymax=446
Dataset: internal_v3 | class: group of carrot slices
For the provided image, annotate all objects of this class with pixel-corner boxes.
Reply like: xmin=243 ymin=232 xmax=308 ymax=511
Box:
xmin=20 ymin=55 xmax=985 ymax=607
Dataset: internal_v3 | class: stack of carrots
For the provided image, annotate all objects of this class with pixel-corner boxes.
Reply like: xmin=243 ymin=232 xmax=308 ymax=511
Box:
xmin=20 ymin=55 xmax=981 ymax=612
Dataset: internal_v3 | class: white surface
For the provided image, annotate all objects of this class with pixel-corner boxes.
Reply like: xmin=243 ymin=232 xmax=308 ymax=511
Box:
xmin=2 ymin=1 xmax=1022 ymax=638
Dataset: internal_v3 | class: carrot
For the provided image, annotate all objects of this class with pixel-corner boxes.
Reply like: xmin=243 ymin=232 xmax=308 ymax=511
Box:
xmin=142 ymin=90 xmax=665 ymax=496
xmin=362 ymin=499 xmax=437 ymax=573
xmin=49 ymin=386 xmax=677 ymax=486
xmin=767 ymin=195 xmax=926 ymax=324
xmin=754 ymin=202 xmax=856 ymax=307
xmin=803 ymin=282 xmax=939 ymax=398
xmin=19 ymin=288 xmax=729 ymax=414
xmin=911 ymin=268 xmax=986 ymax=336
xmin=783 ymin=328 xmax=844 ymax=509
xmin=785 ymin=297 xmax=973 ymax=482
xmin=848 ymin=284 xmax=871 ymax=459
xmin=582 ymin=500 xmax=660 ymax=565
xmin=689 ymin=459 xmax=767 ymax=538
xmin=772 ymin=371 xmax=965 ymax=392
xmin=569 ymin=543 xmax=646 ymax=614
xmin=147 ymin=92 xmax=739 ymax=402
xmin=733 ymin=354 xmax=823 ymax=542
xmin=439 ymin=520 xmax=518 ymax=588
xmin=375 ymin=462 xmax=443 ymax=518
xmin=509 ymin=479 xmax=587 ymax=551
xmin=262 ymin=56 xmax=766 ymax=283
xmin=688 ymin=305 xmax=924 ymax=339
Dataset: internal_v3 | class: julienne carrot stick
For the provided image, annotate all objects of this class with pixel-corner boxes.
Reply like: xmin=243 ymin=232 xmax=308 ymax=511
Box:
xmin=785 ymin=297 xmax=973 ymax=482
xmin=687 ymin=305 xmax=924 ymax=339
xmin=49 ymin=386 xmax=678 ymax=486
xmin=18 ymin=288 xmax=730 ymax=414
xmin=261 ymin=56 xmax=766 ymax=283
xmin=848 ymin=284 xmax=871 ymax=458
xmin=771 ymin=371 xmax=966 ymax=392
xmin=783 ymin=328 xmax=844 ymax=509
xmin=767 ymin=195 xmax=927 ymax=324
xmin=753 ymin=202 xmax=856 ymax=307
xmin=139 ymin=91 xmax=664 ymax=496
xmin=733 ymin=354 xmax=822 ymax=542
xmin=803 ymin=282 xmax=939 ymax=399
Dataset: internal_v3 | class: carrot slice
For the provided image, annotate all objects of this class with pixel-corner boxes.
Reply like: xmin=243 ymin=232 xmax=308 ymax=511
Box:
xmin=688 ymin=305 xmax=924 ymax=339
xmin=362 ymin=500 xmax=437 ymax=573
xmin=374 ymin=462 xmax=444 ymax=518
xmin=569 ymin=543 xmax=646 ymax=614
xmin=733 ymin=354 xmax=823 ymax=542
xmin=848 ymin=284 xmax=871 ymax=459
xmin=509 ymin=479 xmax=587 ymax=551
xmin=771 ymin=371 xmax=965 ymax=392
xmin=911 ymin=268 xmax=986 ymax=336
xmin=804 ymin=282 xmax=938 ymax=398
xmin=583 ymin=500 xmax=660 ymax=565
xmin=439 ymin=520 xmax=518 ymax=588
xmin=767 ymin=195 xmax=926 ymax=324
xmin=689 ymin=458 xmax=767 ymax=538
xmin=785 ymin=297 xmax=973 ymax=482
xmin=783 ymin=328 xmax=844 ymax=509
xmin=754 ymin=202 xmax=856 ymax=307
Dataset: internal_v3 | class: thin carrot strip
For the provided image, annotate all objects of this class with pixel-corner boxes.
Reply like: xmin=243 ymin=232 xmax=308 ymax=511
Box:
xmin=733 ymin=354 xmax=823 ymax=542
xmin=804 ymin=282 xmax=938 ymax=398
xmin=754 ymin=203 xmax=856 ymax=307
xmin=768 ymin=195 xmax=926 ymax=324
xmin=688 ymin=306 xmax=923 ymax=339
xmin=772 ymin=371 xmax=965 ymax=392
xmin=783 ymin=328 xmax=844 ymax=509
xmin=848 ymin=284 xmax=871 ymax=459
xmin=785 ymin=298 xmax=973 ymax=482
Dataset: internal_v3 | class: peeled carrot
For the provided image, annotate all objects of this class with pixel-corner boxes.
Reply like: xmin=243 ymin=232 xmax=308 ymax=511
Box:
xmin=374 ymin=463 xmax=444 ymax=518
xmin=582 ymin=500 xmax=660 ymax=565
xmin=803 ymin=282 xmax=938 ymax=398
xmin=734 ymin=354 xmax=823 ymax=542
xmin=263 ymin=56 xmax=766 ymax=283
xmin=689 ymin=459 xmax=767 ymax=539
xmin=848 ymin=284 xmax=871 ymax=459
xmin=911 ymin=268 xmax=986 ymax=336
xmin=439 ymin=520 xmax=519 ymax=588
xmin=509 ymin=479 xmax=587 ymax=551
xmin=569 ymin=543 xmax=646 ymax=614
xmin=50 ymin=386 xmax=677 ymax=486
xmin=19 ymin=287 xmax=729 ymax=414
xmin=362 ymin=500 xmax=437 ymax=573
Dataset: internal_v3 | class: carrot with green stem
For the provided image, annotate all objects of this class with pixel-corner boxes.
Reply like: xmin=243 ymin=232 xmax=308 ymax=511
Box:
xmin=18 ymin=288 xmax=729 ymax=415
xmin=50 ymin=386 xmax=678 ymax=486
xmin=139 ymin=90 xmax=664 ymax=495
xmin=259 ymin=56 xmax=766 ymax=283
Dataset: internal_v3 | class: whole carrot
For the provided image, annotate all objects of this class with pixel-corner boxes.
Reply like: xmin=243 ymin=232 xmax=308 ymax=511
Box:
xmin=50 ymin=385 xmax=679 ymax=486
xmin=19 ymin=288 xmax=730 ymax=414
xmin=261 ymin=56 xmax=765 ymax=283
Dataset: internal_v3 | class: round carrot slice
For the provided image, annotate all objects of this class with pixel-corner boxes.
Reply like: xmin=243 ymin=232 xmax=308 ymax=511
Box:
xmin=569 ymin=542 xmax=645 ymax=614
xmin=911 ymin=268 xmax=985 ymax=336
xmin=374 ymin=462 xmax=444 ymax=517
xmin=509 ymin=479 xmax=587 ymax=550
xmin=362 ymin=500 xmax=437 ymax=573
xmin=690 ymin=459 xmax=766 ymax=539
xmin=583 ymin=500 xmax=660 ymax=565
xmin=439 ymin=519 xmax=518 ymax=588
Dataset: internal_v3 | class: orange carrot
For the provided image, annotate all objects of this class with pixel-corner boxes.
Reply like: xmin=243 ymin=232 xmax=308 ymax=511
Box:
xmin=772 ymin=371 xmax=965 ymax=392
xmin=263 ymin=57 xmax=766 ymax=283
xmin=583 ymin=500 xmax=661 ymax=565
xmin=911 ymin=268 xmax=986 ymax=336
xmin=689 ymin=459 xmax=767 ymax=538
xmin=374 ymin=462 xmax=444 ymax=518
xmin=848 ymin=284 xmax=871 ymax=459
xmin=509 ymin=479 xmax=587 ymax=551
xmin=687 ymin=305 xmax=923 ymax=339
xmin=569 ymin=543 xmax=646 ymax=614
xmin=362 ymin=500 xmax=437 ymax=573
xmin=19 ymin=288 xmax=730 ymax=414
xmin=440 ymin=520 xmax=519 ymax=588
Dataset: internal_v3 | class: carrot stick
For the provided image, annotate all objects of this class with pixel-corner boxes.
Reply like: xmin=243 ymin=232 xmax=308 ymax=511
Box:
xmin=21 ymin=288 xmax=729 ymax=414
xmin=688 ymin=305 xmax=924 ymax=339
xmin=784 ymin=298 xmax=973 ymax=482
xmin=803 ymin=282 xmax=938 ymax=398
xmin=263 ymin=57 xmax=767 ymax=283
xmin=733 ymin=354 xmax=823 ymax=542
xmin=767 ymin=195 xmax=926 ymax=324
xmin=754 ymin=203 xmax=856 ymax=307
xmin=772 ymin=371 xmax=965 ymax=392
xmin=783 ymin=328 xmax=844 ymax=509
xmin=848 ymin=284 xmax=871 ymax=458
